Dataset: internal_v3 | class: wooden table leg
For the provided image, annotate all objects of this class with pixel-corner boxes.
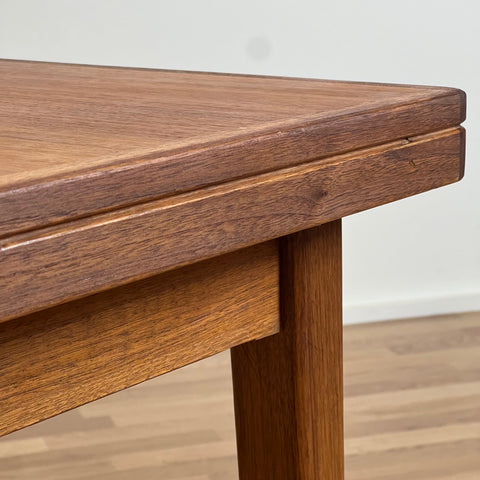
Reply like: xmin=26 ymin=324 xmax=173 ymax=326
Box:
xmin=231 ymin=221 xmax=344 ymax=479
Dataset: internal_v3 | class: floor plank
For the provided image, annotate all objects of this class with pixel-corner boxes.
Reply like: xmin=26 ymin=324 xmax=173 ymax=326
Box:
xmin=0 ymin=311 xmax=479 ymax=479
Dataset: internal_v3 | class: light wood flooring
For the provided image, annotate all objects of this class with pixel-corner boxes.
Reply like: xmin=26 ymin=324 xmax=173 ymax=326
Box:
xmin=0 ymin=312 xmax=479 ymax=479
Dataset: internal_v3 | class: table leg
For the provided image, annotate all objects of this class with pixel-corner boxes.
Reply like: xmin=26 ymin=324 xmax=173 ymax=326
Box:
xmin=231 ymin=221 xmax=344 ymax=479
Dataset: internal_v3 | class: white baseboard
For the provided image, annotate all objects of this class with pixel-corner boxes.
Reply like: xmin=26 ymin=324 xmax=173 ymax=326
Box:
xmin=343 ymin=290 xmax=480 ymax=325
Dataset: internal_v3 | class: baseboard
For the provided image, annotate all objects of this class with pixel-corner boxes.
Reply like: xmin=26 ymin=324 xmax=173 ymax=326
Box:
xmin=343 ymin=290 xmax=480 ymax=325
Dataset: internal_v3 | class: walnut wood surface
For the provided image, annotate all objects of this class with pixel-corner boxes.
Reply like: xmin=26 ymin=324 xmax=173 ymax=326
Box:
xmin=0 ymin=241 xmax=279 ymax=437
xmin=0 ymin=60 xmax=465 ymax=236
xmin=0 ymin=127 xmax=464 ymax=322
xmin=0 ymin=61 xmax=468 ymax=480
xmin=231 ymin=221 xmax=343 ymax=479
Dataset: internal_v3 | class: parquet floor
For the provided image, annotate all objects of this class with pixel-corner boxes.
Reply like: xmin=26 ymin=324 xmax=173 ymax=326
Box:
xmin=0 ymin=312 xmax=479 ymax=479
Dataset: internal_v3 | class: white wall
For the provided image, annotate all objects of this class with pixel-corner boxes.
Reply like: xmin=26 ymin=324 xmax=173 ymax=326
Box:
xmin=1 ymin=0 xmax=479 ymax=324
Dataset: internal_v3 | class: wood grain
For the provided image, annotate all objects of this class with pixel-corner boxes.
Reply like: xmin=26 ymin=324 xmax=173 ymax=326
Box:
xmin=231 ymin=221 xmax=343 ymax=479
xmin=0 ymin=241 xmax=279 ymax=437
xmin=0 ymin=59 xmax=469 ymax=480
xmin=0 ymin=127 xmax=464 ymax=322
xmin=1 ymin=311 xmax=479 ymax=479
xmin=0 ymin=60 xmax=465 ymax=236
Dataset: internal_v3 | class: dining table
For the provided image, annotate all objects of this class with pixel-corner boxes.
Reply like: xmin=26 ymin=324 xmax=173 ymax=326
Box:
xmin=0 ymin=59 xmax=466 ymax=479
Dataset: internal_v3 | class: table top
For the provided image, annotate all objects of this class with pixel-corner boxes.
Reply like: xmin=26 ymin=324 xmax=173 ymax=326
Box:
xmin=0 ymin=59 xmax=465 ymax=236
xmin=0 ymin=60 xmax=466 ymax=321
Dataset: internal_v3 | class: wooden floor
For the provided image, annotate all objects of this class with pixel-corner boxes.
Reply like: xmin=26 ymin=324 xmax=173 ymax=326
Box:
xmin=0 ymin=312 xmax=479 ymax=479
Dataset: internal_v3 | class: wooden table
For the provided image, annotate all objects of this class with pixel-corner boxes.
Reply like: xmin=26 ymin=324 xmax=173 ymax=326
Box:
xmin=0 ymin=60 xmax=465 ymax=479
